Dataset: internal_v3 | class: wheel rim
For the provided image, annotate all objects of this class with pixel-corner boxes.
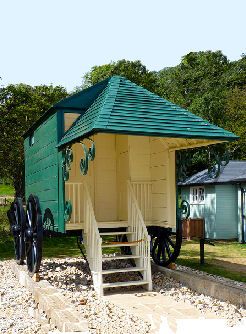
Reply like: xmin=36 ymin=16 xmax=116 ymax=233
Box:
xmin=8 ymin=199 xmax=26 ymax=264
xmin=25 ymin=195 xmax=43 ymax=274
xmin=150 ymin=226 xmax=182 ymax=267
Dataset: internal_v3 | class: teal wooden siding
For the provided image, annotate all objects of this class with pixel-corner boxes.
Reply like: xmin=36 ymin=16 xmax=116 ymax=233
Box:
xmin=215 ymin=185 xmax=238 ymax=239
xmin=181 ymin=184 xmax=239 ymax=239
xmin=181 ymin=185 xmax=216 ymax=239
xmin=24 ymin=113 xmax=64 ymax=233
xmin=237 ymin=183 xmax=246 ymax=242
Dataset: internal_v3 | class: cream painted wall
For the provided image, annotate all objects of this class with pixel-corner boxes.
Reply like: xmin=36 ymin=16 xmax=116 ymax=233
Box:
xmin=64 ymin=113 xmax=81 ymax=132
xmin=93 ymin=134 xmax=117 ymax=221
xmin=116 ymin=135 xmax=129 ymax=220
xmin=128 ymin=136 xmax=151 ymax=181
xmin=150 ymin=138 xmax=168 ymax=226
xmin=65 ymin=133 xmax=177 ymax=230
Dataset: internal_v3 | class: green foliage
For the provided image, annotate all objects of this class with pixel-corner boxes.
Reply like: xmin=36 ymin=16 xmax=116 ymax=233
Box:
xmin=0 ymin=184 xmax=14 ymax=196
xmin=82 ymin=59 xmax=157 ymax=92
xmin=224 ymin=87 xmax=246 ymax=159
xmin=157 ymin=51 xmax=246 ymax=168
xmin=0 ymin=84 xmax=68 ymax=196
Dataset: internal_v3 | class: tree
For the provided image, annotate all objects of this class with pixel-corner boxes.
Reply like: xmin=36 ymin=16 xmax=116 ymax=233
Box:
xmin=223 ymin=87 xmax=246 ymax=160
xmin=0 ymin=84 xmax=67 ymax=197
xmin=82 ymin=59 xmax=157 ymax=92
xmin=157 ymin=51 xmax=246 ymax=171
xmin=157 ymin=51 xmax=230 ymax=121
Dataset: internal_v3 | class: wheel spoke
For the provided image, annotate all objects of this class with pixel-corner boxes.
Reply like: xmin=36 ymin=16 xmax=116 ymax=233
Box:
xmin=163 ymin=239 xmax=172 ymax=259
xmin=161 ymin=243 xmax=166 ymax=261
xmin=167 ymin=235 xmax=175 ymax=249
xmin=157 ymin=240 xmax=162 ymax=260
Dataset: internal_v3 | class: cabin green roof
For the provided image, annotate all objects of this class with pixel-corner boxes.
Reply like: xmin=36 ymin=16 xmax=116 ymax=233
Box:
xmin=57 ymin=76 xmax=238 ymax=148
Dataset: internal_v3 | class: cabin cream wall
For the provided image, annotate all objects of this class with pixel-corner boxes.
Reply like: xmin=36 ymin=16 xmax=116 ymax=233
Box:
xmin=65 ymin=134 xmax=118 ymax=227
xmin=128 ymin=136 xmax=151 ymax=181
xmin=167 ymin=151 xmax=176 ymax=229
xmin=64 ymin=113 xmax=81 ymax=132
xmin=93 ymin=134 xmax=117 ymax=221
xmin=65 ymin=133 xmax=177 ymax=230
xmin=116 ymin=135 xmax=129 ymax=220
xmin=149 ymin=138 xmax=176 ymax=228
xmin=65 ymin=141 xmax=94 ymax=228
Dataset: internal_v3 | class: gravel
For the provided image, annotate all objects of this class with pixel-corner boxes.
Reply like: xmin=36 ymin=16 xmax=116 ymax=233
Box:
xmin=0 ymin=260 xmax=58 ymax=334
xmin=40 ymin=257 xmax=151 ymax=334
xmin=2 ymin=256 xmax=246 ymax=333
xmin=40 ymin=256 xmax=246 ymax=332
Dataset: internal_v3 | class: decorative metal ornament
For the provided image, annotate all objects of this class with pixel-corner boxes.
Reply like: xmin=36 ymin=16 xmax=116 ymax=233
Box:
xmin=62 ymin=146 xmax=73 ymax=181
xmin=207 ymin=147 xmax=230 ymax=179
xmin=64 ymin=200 xmax=72 ymax=222
xmin=80 ymin=138 xmax=96 ymax=175
xmin=178 ymin=199 xmax=190 ymax=220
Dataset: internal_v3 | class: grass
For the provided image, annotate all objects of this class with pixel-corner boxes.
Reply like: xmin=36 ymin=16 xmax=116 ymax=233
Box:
xmin=1 ymin=204 xmax=245 ymax=283
xmin=177 ymin=239 xmax=246 ymax=283
xmin=0 ymin=184 xmax=14 ymax=196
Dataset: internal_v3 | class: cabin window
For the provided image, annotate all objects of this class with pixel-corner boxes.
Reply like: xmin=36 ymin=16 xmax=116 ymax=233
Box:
xmin=190 ymin=186 xmax=205 ymax=204
xmin=29 ymin=133 xmax=35 ymax=146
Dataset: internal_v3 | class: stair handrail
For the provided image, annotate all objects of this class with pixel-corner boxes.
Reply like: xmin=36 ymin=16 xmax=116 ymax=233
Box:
xmin=127 ymin=181 xmax=152 ymax=290
xmin=83 ymin=181 xmax=103 ymax=296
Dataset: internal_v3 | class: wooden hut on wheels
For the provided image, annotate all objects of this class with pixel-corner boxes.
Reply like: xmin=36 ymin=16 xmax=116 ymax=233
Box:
xmin=13 ymin=76 xmax=237 ymax=296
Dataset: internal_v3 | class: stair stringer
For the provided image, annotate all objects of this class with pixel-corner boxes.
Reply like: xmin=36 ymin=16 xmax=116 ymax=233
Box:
xmin=127 ymin=181 xmax=153 ymax=291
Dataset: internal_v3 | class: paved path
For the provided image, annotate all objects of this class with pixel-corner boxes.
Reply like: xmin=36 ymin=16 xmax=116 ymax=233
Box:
xmin=104 ymin=290 xmax=241 ymax=334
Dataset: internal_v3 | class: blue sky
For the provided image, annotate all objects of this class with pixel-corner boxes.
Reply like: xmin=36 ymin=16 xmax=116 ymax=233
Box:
xmin=1 ymin=0 xmax=245 ymax=91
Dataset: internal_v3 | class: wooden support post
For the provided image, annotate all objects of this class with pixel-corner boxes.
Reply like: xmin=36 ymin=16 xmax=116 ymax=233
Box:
xmin=200 ymin=238 xmax=205 ymax=265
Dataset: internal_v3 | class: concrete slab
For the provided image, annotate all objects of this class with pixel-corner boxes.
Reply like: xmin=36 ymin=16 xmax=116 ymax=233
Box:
xmin=104 ymin=290 xmax=218 ymax=333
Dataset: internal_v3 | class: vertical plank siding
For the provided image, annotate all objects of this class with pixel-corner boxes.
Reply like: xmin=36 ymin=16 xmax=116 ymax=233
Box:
xmin=25 ymin=113 xmax=61 ymax=232
xmin=215 ymin=185 xmax=238 ymax=239
xmin=181 ymin=184 xmax=240 ymax=239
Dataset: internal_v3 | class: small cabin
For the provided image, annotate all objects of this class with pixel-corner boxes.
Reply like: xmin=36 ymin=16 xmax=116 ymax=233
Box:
xmin=180 ymin=161 xmax=246 ymax=242
xmin=23 ymin=76 xmax=238 ymax=295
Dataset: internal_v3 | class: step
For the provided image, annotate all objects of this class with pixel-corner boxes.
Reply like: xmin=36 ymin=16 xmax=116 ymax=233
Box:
xmin=102 ymin=255 xmax=141 ymax=261
xmin=100 ymin=231 xmax=133 ymax=236
xmin=102 ymin=241 xmax=140 ymax=248
xmin=103 ymin=280 xmax=149 ymax=289
xmin=98 ymin=221 xmax=129 ymax=228
xmin=102 ymin=267 xmax=145 ymax=274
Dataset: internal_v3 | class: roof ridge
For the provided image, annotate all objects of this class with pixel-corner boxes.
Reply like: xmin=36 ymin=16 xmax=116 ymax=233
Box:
xmin=94 ymin=76 xmax=121 ymax=129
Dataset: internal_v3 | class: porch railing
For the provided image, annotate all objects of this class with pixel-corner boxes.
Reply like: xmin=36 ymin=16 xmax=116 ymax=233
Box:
xmin=65 ymin=182 xmax=83 ymax=224
xmin=128 ymin=181 xmax=152 ymax=290
xmin=83 ymin=182 xmax=103 ymax=296
xmin=130 ymin=181 xmax=152 ymax=222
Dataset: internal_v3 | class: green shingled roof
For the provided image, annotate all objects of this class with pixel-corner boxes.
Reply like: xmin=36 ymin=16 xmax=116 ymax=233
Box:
xmin=57 ymin=76 xmax=238 ymax=148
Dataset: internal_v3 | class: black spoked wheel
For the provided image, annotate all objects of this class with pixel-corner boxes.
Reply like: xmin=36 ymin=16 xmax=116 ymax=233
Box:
xmin=25 ymin=195 xmax=43 ymax=274
xmin=149 ymin=200 xmax=190 ymax=267
xmin=150 ymin=226 xmax=182 ymax=267
xmin=7 ymin=198 xmax=26 ymax=265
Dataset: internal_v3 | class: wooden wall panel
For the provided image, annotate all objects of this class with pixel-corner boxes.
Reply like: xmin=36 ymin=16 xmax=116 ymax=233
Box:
xmin=116 ymin=135 xmax=129 ymax=220
xmin=94 ymin=134 xmax=117 ymax=222
xmin=128 ymin=136 xmax=151 ymax=182
xmin=64 ymin=113 xmax=80 ymax=132
xmin=25 ymin=114 xmax=60 ymax=232
xmin=150 ymin=137 xmax=169 ymax=226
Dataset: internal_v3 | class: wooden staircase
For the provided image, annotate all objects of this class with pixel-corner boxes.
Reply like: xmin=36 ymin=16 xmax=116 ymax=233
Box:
xmin=82 ymin=182 xmax=152 ymax=296
xmin=100 ymin=229 xmax=151 ymax=291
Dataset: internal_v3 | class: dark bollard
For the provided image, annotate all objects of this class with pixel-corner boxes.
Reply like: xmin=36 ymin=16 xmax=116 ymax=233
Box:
xmin=200 ymin=238 xmax=205 ymax=265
